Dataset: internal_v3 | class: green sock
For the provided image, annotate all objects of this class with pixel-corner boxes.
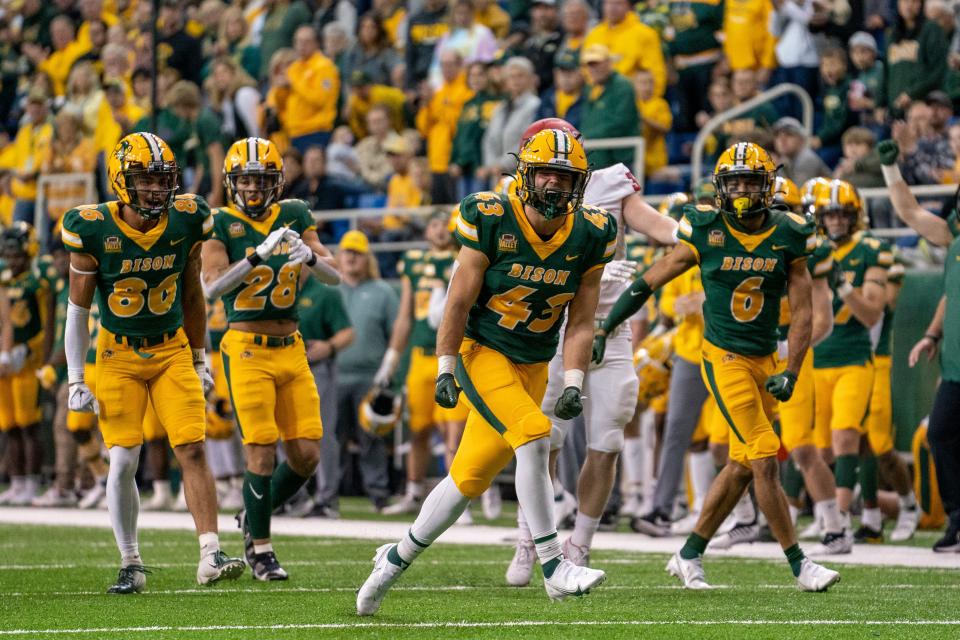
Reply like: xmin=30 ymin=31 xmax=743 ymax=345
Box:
xmin=859 ymin=453 xmax=879 ymax=503
xmin=679 ymin=533 xmax=709 ymax=560
xmin=834 ymin=454 xmax=859 ymax=490
xmin=387 ymin=544 xmax=410 ymax=568
xmin=270 ymin=462 xmax=310 ymax=509
xmin=243 ymin=471 xmax=273 ymax=539
xmin=784 ymin=543 xmax=805 ymax=577
xmin=783 ymin=458 xmax=804 ymax=500
xmin=542 ymin=557 xmax=561 ymax=578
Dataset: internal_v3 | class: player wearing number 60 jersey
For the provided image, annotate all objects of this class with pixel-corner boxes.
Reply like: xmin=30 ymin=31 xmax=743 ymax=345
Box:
xmin=202 ymin=137 xmax=341 ymax=582
xmin=595 ymin=142 xmax=840 ymax=593
xmin=63 ymin=132 xmax=246 ymax=594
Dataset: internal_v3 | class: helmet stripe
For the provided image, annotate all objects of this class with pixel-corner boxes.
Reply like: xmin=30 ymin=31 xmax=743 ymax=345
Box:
xmin=247 ymin=137 xmax=258 ymax=164
xmin=140 ymin=133 xmax=162 ymax=162
xmin=735 ymin=142 xmax=746 ymax=166
xmin=830 ymin=179 xmax=840 ymax=206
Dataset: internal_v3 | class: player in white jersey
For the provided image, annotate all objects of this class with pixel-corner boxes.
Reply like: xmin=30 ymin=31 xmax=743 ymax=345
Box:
xmin=506 ymin=120 xmax=679 ymax=584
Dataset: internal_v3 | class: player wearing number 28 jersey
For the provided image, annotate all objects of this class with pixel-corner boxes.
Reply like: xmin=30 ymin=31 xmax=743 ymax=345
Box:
xmin=596 ymin=142 xmax=840 ymax=593
xmin=358 ymin=129 xmax=613 ymax=615
xmin=202 ymin=137 xmax=340 ymax=582
xmin=62 ymin=132 xmax=246 ymax=594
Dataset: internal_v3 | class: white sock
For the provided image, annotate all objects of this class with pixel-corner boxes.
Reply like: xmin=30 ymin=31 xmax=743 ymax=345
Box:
xmin=861 ymin=507 xmax=882 ymax=531
xmin=22 ymin=475 xmax=39 ymax=496
xmin=107 ymin=445 xmax=142 ymax=566
xmin=253 ymin=542 xmax=273 ymax=554
xmin=517 ymin=507 xmax=532 ymax=542
xmin=407 ymin=481 xmax=425 ymax=500
xmin=199 ymin=532 xmax=220 ymax=558
xmin=395 ymin=475 xmax=469 ymax=565
xmin=570 ymin=512 xmax=600 ymax=548
xmin=688 ymin=450 xmax=715 ymax=513
xmin=9 ymin=476 xmax=24 ymax=493
xmin=816 ymin=499 xmax=843 ymax=534
xmin=899 ymin=492 xmax=917 ymax=510
xmin=732 ymin=490 xmax=756 ymax=524
xmin=152 ymin=480 xmax=171 ymax=502
xmin=622 ymin=437 xmax=644 ymax=486
xmin=788 ymin=504 xmax=799 ymax=526
xmin=514 ymin=439 xmax=562 ymax=569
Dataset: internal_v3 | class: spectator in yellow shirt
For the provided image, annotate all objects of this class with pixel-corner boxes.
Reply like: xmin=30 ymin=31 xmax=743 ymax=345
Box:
xmin=22 ymin=16 xmax=89 ymax=97
xmin=723 ymin=0 xmax=776 ymax=76
xmin=584 ymin=0 xmax=666 ymax=96
xmin=40 ymin=109 xmax=99 ymax=224
xmin=93 ymin=80 xmax=145 ymax=159
xmin=475 ymin=0 xmax=511 ymax=38
xmin=561 ymin=0 xmax=592 ymax=51
xmin=0 ymin=90 xmax=53 ymax=225
xmin=634 ymin=68 xmax=672 ymax=178
xmin=415 ymin=49 xmax=472 ymax=205
xmin=386 ymin=136 xmax=423 ymax=211
xmin=346 ymin=71 xmax=406 ymax=140
xmin=77 ymin=0 xmax=119 ymax=49
xmin=264 ymin=47 xmax=298 ymax=154
xmin=286 ymin=25 xmax=341 ymax=153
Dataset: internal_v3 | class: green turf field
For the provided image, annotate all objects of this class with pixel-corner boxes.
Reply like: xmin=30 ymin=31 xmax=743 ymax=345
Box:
xmin=0 ymin=523 xmax=957 ymax=639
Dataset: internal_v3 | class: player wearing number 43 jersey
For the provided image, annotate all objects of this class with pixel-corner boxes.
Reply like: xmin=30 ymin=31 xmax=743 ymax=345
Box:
xmin=597 ymin=142 xmax=840 ymax=592
xmin=202 ymin=137 xmax=341 ymax=582
xmin=62 ymin=132 xmax=246 ymax=594
xmin=358 ymin=128 xmax=612 ymax=615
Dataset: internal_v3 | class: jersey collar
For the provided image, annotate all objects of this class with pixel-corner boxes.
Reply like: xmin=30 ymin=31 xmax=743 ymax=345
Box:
xmin=832 ymin=231 xmax=863 ymax=262
xmin=720 ymin=214 xmax=777 ymax=253
xmin=218 ymin=203 xmax=283 ymax=237
xmin=109 ymin=202 xmax=169 ymax=252
xmin=508 ymin=195 xmax=575 ymax=261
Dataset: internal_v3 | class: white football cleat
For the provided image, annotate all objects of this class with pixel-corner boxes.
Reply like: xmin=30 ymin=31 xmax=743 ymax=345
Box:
xmin=142 ymin=489 xmax=174 ymax=511
xmin=0 ymin=484 xmax=19 ymax=506
xmin=32 ymin=487 xmax=78 ymax=507
xmin=481 ymin=487 xmax=502 ymax=520
xmin=890 ymin=507 xmax=919 ymax=542
xmin=196 ymin=550 xmax=245 ymax=586
xmin=554 ymin=490 xmax=578 ymax=529
xmin=808 ymin=530 xmax=853 ymax=556
xmin=620 ymin=492 xmax=643 ymax=518
xmin=795 ymin=558 xmax=840 ymax=592
xmin=666 ymin=553 xmax=713 ymax=590
xmin=173 ymin=486 xmax=188 ymax=512
xmin=710 ymin=521 xmax=760 ymax=550
xmin=543 ymin=558 xmax=605 ymax=601
xmin=506 ymin=539 xmax=536 ymax=587
xmin=799 ymin=518 xmax=822 ymax=540
xmin=357 ymin=544 xmax=406 ymax=616
xmin=382 ymin=495 xmax=422 ymax=516
xmin=562 ymin=537 xmax=590 ymax=567
xmin=78 ymin=482 xmax=107 ymax=510
xmin=455 ymin=507 xmax=474 ymax=525
xmin=670 ymin=512 xmax=701 ymax=536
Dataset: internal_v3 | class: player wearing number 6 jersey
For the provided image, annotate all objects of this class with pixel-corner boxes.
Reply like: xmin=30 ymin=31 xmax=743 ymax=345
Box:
xmin=202 ymin=137 xmax=340 ymax=582
xmin=63 ymin=133 xmax=246 ymax=594
xmin=358 ymin=129 xmax=612 ymax=615
xmin=595 ymin=142 xmax=840 ymax=592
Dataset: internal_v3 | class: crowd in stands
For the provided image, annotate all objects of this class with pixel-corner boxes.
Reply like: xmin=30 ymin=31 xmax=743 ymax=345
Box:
xmin=0 ymin=0 xmax=958 ymax=259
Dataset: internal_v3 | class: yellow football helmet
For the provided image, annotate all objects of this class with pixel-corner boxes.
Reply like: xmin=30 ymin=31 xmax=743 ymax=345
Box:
xmin=224 ymin=137 xmax=285 ymax=218
xmin=799 ymin=177 xmax=832 ymax=218
xmin=108 ymin=132 xmax=179 ymax=219
xmin=658 ymin=192 xmax=689 ymax=221
xmin=0 ymin=221 xmax=39 ymax=259
xmin=713 ymin=142 xmax=777 ymax=218
xmin=773 ymin=176 xmax=801 ymax=212
xmin=515 ymin=129 xmax=589 ymax=220
xmin=633 ymin=327 xmax=677 ymax=404
xmin=812 ymin=178 xmax=867 ymax=242
xmin=359 ymin=386 xmax=403 ymax=437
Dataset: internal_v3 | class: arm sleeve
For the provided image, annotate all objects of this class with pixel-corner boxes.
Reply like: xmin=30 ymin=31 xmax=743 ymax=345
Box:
xmin=65 ymin=301 xmax=91 ymax=383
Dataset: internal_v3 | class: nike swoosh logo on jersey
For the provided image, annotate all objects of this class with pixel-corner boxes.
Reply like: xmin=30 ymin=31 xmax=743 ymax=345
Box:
xmin=849 ymin=259 xmax=861 ymax=265
xmin=170 ymin=237 xmax=185 ymax=246
xmin=772 ymin=244 xmax=788 ymax=250
xmin=250 ymin=487 xmax=263 ymax=500
xmin=565 ymin=254 xmax=580 ymax=261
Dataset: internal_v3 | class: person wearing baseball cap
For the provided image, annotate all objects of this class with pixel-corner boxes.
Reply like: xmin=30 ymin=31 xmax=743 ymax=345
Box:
xmin=580 ymin=43 xmax=640 ymax=169
xmin=536 ymin=49 xmax=585 ymax=129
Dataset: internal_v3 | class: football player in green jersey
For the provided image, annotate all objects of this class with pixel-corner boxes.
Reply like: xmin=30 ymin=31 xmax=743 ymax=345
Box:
xmin=201 ymin=137 xmax=340 ymax=581
xmin=596 ymin=142 xmax=840 ymax=592
xmin=62 ymin=133 xmax=245 ymax=593
xmin=0 ymin=222 xmax=47 ymax=506
xmin=358 ymin=128 xmax=612 ymax=615
xmin=809 ymin=179 xmax=891 ymax=554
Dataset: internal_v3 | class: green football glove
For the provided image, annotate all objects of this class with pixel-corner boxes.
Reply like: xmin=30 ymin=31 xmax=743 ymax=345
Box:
xmin=877 ymin=140 xmax=899 ymax=166
xmin=554 ymin=386 xmax=584 ymax=420
xmin=435 ymin=373 xmax=460 ymax=409
xmin=592 ymin=331 xmax=607 ymax=364
xmin=764 ymin=371 xmax=798 ymax=401
xmin=828 ymin=260 xmax=847 ymax=291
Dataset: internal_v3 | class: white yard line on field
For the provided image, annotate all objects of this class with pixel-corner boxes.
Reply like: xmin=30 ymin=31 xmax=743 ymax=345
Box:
xmin=0 ymin=507 xmax=957 ymax=569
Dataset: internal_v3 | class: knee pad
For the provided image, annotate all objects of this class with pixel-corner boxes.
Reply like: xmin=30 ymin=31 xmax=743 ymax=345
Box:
xmin=589 ymin=425 xmax=625 ymax=453
xmin=72 ymin=429 xmax=93 ymax=445
xmin=518 ymin=412 xmax=553 ymax=442
xmin=549 ymin=424 xmax=567 ymax=451
xmin=450 ymin=470 xmax=491 ymax=499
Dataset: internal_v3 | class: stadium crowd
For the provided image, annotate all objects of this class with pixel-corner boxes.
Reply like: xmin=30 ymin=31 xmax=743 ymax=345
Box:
xmin=0 ymin=0 xmax=959 ymax=586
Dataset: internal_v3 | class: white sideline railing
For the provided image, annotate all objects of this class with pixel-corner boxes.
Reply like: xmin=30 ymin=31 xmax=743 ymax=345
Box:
xmin=35 ymin=173 xmax=96 ymax=248
xmin=690 ymin=83 xmax=815 ymax=186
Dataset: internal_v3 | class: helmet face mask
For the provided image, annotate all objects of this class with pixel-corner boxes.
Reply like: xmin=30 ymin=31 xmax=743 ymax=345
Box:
xmin=224 ymin=138 xmax=285 ymax=219
xmin=818 ymin=207 xmax=857 ymax=242
xmin=516 ymin=129 xmax=589 ymax=220
xmin=811 ymin=179 xmax=864 ymax=242
xmin=109 ymin=134 xmax=180 ymax=220
xmin=713 ymin=142 xmax=776 ymax=219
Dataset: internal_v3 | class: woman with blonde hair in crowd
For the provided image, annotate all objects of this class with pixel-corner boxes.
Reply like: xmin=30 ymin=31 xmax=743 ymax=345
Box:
xmin=63 ymin=62 xmax=103 ymax=135
xmin=39 ymin=109 xmax=98 ymax=225
xmin=207 ymin=6 xmax=260 ymax=81
xmin=207 ymin=56 xmax=262 ymax=140
xmin=263 ymin=47 xmax=298 ymax=153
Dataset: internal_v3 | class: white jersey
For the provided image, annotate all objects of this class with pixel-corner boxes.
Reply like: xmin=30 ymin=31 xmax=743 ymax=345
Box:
xmin=584 ymin=163 xmax=641 ymax=315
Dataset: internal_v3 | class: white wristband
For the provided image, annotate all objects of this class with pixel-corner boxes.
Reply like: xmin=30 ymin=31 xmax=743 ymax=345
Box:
xmin=192 ymin=348 xmax=206 ymax=365
xmin=0 ymin=351 xmax=9 ymax=366
xmin=837 ymin=281 xmax=854 ymax=299
xmin=563 ymin=369 xmax=585 ymax=391
xmin=438 ymin=354 xmax=456 ymax=376
xmin=880 ymin=163 xmax=904 ymax=186
xmin=383 ymin=348 xmax=399 ymax=370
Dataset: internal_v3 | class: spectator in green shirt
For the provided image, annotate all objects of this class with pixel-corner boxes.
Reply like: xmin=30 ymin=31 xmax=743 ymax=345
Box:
xmin=580 ymin=43 xmax=639 ymax=170
xmin=258 ymin=0 xmax=313 ymax=81
xmin=450 ymin=62 xmax=501 ymax=201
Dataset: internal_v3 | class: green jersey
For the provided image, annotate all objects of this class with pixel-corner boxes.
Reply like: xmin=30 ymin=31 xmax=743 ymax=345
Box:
xmin=668 ymin=0 xmax=724 ymax=57
xmin=940 ymin=212 xmax=960 ymax=382
xmin=814 ymin=231 xmax=893 ymax=368
xmin=677 ymin=204 xmax=815 ymax=357
xmin=297 ymin=278 xmax=352 ymax=342
xmin=779 ymin=234 xmax=833 ymax=340
xmin=454 ymin=191 xmax=617 ymax=364
xmin=209 ymin=199 xmax=316 ymax=325
xmin=874 ymin=240 xmax=904 ymax=358
xmin=2 ymin=269 xmax=47 ymax=346
xmin=62 ymin=195 xmax=213 ymax=338
xmin=397 ymin=248 xmax=456 ymax=352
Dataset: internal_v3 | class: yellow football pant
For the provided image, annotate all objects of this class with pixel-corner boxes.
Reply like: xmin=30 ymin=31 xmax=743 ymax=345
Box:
xmin=72 ymin=362 xmax=166 ymax=438
xmin=95 ymin=327 xmax=205 ymax=449
xmin=0 ymin=335 xmax=43 ymax=430
xmin=813 ymin=362 xmax=874 ymax=447
xmin=220 ymin=329 xmax=322 ymax=445
xmin=205 ymin=350 xmax=235 ymax=440
xmin=406 ymin=347 xmax=469 ymax=432
xmin=449 ymin=338 xmax=550 ymax=498
xmin=866 ymin=355 xmax=894 ymax=456
xmin=700 ymin=340 xmax=779 ymax=466
xmin=778 ymin=350 xmax=816 ymax=453
xmin=690 ymin=395 xmax=727 ymax=445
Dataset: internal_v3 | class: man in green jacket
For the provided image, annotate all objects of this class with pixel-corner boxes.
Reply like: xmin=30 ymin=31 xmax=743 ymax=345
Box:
xmin=580 ymin=44 xmax=639 ymax=170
